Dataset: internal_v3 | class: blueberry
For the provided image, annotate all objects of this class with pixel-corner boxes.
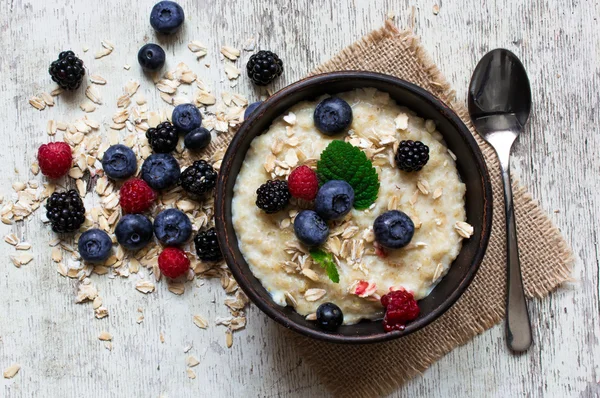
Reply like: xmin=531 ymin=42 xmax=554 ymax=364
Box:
xmin=172 ymin=103 xmax=202 ymax=133
xmin=153 ymin=208 xmax=192 ymax=246
xmin=150 ymin=1 xmax=185 ymax=34
xmin=316 ymin=302 xmax=344 ymax=331
xmin=293 ymin=210 xmax=329 ymax=247
xmin=141 ymin=153 xmax=181 ymax=190
xmin=137 ymin=43 xmax=166 ymax=72
xmin=78 ymin=228 xmax=113 ymax=263
xmin=314 ymin=180 xmax=354 ymax=221
xmin=244 ymin=101 xmax=262 ymax=119
xmin=184 ymin=127 xmax=211 ymax=151
xmin=313 ymin=97 xmax=353 ymax=135
xmin=373 ymin=210 xmax=415 ymax=249
xmin=115 ymin=214 xmax=154 ymax=251
xmin=102 ymin=144 xmax=137 ymax=180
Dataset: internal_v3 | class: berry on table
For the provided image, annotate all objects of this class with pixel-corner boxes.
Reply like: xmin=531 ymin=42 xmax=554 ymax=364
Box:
xmin=244 ymin=101 xmax=262 ymax=119
xmin=179 ymin=160 xmax=217 ymax=196
xmin=102 ymin=144 xmax=138 ymax=180
xmin=255 ymin=180 xmax=290 ymax=214
xmin=119 ymin=178 xmax=156 ymax=214
xmin=115 ymin=214 xmax=154 ymax=251
xmin=373 ymin=210 xmax=414 ymax=249
xmin=314 ymin=180 xmax=354 ymax=220
xmin=45 ymin=190 xmax=86 ymax=233
xmin=313 ymin=97 xmax=353 ymax=135
xmin=184 ymin=127 xmax=211 ymax=151
xmin=194 ymin=227 xmax=222 ymax=262
xmin=138 ymin=43 xmax=166 ymax=72
xmin=146 ymin=121 xmax=179 ymax=153
xmin=380 ymin=288 xmax=420 ymax=332
xmin=141 ymin=153 xmax=181 ymax=190
xmin=158 ymin=247 xmax=190 ymax=278
xmin=150 ymin=1 xmax=185 ymax=35
xmin=288 ymin=166 xmax=319 ymax=201
xmin=153 ymin=208 xmax=192 ymax=246
xmin=37 ymin=142 xmax=72 ymax=179
xmin=293 ymin=210 xmax=329 ymax=247
xmin=316 ymin=302 xmax=344 ymax=331
xmin=246 ymin=50 xmax=283 ymax=86
xmin=395 ymin=140 xmax=430 ymax=172
xmin=78 ymin=228 xmax=113 ymax=263
xmin=49 ymin=51 xmax=85 ymax=90
xmin=172 ymin=103 xmax=202 ymax=133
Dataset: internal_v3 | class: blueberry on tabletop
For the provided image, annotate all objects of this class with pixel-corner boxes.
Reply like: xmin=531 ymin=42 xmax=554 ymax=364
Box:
xmin=137 ymin=43 xmax=166 ymax=72
xmin=172 ymin=103 xmax=202 ymax=133
xmin=313 ymin=97 xmax=353 ymax=135
xmin=373 ymin=210 xmax=415 ymax=249
xmin=141 ymin=153 xmax=181 ymax=190
xmin=184 ymin=127 xmax=211 ymax=151
xmin=115 ymin=214 xmax=154 ymax=251
xmin=316 ymin=302 xmax=344 ymax=332
xmin=78 ymin=229 xmax=113 ymax=263
xmin=293 ymin=210 xmax=329 ymax=247
xmin=314 ymin=180 xmax=354 ymax=221
xmin=153 ymin=208 xmax=192 ymax=246
xmin=102 ymin=144 xmax=138 ymax=180
xmin=150 ymin=1 xmax=185 ymax=34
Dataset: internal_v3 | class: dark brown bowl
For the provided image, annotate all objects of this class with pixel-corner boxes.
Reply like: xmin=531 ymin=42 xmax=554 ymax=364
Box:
xmin=215 ymin=72 xmax=493 ymax=344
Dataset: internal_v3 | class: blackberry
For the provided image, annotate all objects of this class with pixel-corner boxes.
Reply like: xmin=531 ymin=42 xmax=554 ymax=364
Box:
xmin=45 ymin=190 xmax=86 ymax=233
xmin=256 ymin=180 xmax=290 ymax=214
xmin=146 ymin=122 xmax=179 ymax=153
xmin=49 ymin=51 xmax=86 ymax=90
xmin=194 ymin=227 xmax=222 ymax=262
xmin=395 ymin=140 xmax=430 ymax=172
xmin=246 ymin=50 xmax=283 ymax=86
xmin=179 ymin=160 xmax=218 ymax=195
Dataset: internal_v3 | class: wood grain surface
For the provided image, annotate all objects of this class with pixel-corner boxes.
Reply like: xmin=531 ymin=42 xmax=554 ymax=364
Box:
xmin=0 ymin=0 xmax=598 ymax=397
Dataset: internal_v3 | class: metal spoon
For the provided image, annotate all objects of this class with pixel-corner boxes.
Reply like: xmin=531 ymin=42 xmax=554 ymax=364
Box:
xmin=468 ymin=49 xmax=533 ymax=352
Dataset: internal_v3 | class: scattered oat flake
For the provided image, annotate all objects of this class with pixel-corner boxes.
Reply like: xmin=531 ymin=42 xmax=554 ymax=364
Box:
xmin=4 ymin=233 xmax=19 ymax=246
xmin=95 ymin=48 xmax=112 ymax=59
xmin=98 ymin=331 xmax=112 ymax=341
xmin=85 ymin=86 xmax=102 ymax=104
xmin=136 ymin=280 xmax=155 ymax=293
xmin=123 ymin=64 xmax=131 ymax=70
xmin=29 ymin=96 xmax=46 ymax=110
xmin=225 ymin=329 xmax=233 ymax=348
xmin=220 ymin=46 xmax=240 ymax=61
xmin=10 ymin=253 xmax=33 ymax=267
xmin=41 ymin=92 xmax=55 ymax=106
xmin=95 ymin=307 xmax=109 ymax=319
xmin=243 ymin=37 xmax=256 ymax=51
xmin=455 ymin=221 xmax=474 ymax=238
xmin=224 ymin=63 xmax=240 ymax=80
xmin=168 ymin=282 xmax=185 ymax=295
xmin=433 ymin=4 xmax=440 ymax=15
xmin=187 ymin=368 xmax=197 ymax=379
xmin=90 ymin=75 xmax=107 ymax=85
xmin=3 ymin=364 xmax=20 ymax=379
xmin=186 ymin=356 xmax=200 ymax=367
xmin=193 ymin=315 xmax=208 ymax=329
xmin=16 ymin=242 xmax=31 ymax=251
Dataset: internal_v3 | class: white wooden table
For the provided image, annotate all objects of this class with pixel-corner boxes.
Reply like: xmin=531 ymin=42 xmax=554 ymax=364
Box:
xmin=1 ymin=1 xmax=598 ymax=396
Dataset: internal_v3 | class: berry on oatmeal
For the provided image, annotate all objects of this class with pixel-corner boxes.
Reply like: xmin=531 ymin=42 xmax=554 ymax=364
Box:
xmin=141 ymin=153 xmax=181 ymax=190
xmin=119 ymin=178 xmax=156 ymax=214
xmin=150 ymin=1 xmax=185 ymax=35
xmin=288 ymin=166 xmax=319 ymax=201
xmin=158 ymin=247 xmax=190 ymax=279
xmin=313 ymin=97 xmax=353 ymax=135
xmin=172 ymin=103 xmax=202 ymax=133
xmin=316 ymin=302 xmax=344 ymax=331
xmin=395 ymin=140 xmax=430 ymax=172
xmin=314 ymin=180 xmax=354 ymax=221
xmin=49 ymin=51 xmax=85 ymax=90
xmin=45 ymin=190 xmax=86 ymax=233
xmin=179 ymin=160 xmax=217 ymax=196
xmin=293 ymin=210 xmax=329 ymax=247
xmin=380 ymin=289 xmax=420 ymax=332
xmin=153 ymin=208 xmax=192 ymax=246
xmin=102 ymin=144 xmax=138 ymax=180
xmin=255 ymin=180 xmax=290 ymax=214
xmin=373 ymin=210 xmax=414 ymax=249
xmin=37 ymin=142 xmax=72 ymax=179
xmin=115 ymin=214 xmax=154 ymax=251
xmin=137 ymin=43 xmax=166 ymax=72
xmin=146 ymin=121 xmax=179 ymax=153
xmin=78 ymin=229 xmax=113 ymax=263
xmin=194 ymin=227 xmax=222 ymax=262
xmin=246 ymin=50 xmax=283 ymax=86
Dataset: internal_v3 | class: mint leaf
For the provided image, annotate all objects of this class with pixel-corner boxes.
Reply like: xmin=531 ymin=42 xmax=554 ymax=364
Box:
xmin=316 ymin=140 xmax=380 ymax=209
xmin=310 ymin=249 xmax=340 ymax=284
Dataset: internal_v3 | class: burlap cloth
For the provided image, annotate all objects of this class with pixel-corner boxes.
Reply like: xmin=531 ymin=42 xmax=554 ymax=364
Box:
xmin=209 ymin=21 xmax=573 ymax=397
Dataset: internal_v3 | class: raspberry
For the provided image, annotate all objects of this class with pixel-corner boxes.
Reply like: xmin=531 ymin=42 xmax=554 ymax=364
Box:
xmin=380 ymin=288 xmax=420 ymax=332
xmin=158 ymin=247 xmax=190 ymax=279
xmin=287 ymin=166 xmax=318 ymax=201
xmin=37 ymin=142 xmax=72 ymax=179
xmin=119 ymin=178 xmax=157 ymax=214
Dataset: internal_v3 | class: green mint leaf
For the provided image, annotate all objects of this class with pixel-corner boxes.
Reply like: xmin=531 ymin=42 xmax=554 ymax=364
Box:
xmin=316 ymin=140 xmax=380 ymax=209
xmin=310 ymin=249 xmax=340 ymax=284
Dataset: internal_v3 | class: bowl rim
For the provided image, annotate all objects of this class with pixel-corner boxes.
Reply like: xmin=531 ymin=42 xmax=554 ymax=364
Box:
xmin=215 ymin=71 xmax=493 ymax=344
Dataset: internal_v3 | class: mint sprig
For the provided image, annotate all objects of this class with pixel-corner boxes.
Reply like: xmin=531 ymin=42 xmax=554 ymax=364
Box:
xmin=316 ymin=140 xmax=380 ymax=209
xmin=310 ymin=249 xmax=340 ymax=284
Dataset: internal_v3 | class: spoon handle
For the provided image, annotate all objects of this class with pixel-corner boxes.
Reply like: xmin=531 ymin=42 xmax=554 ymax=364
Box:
xmin=500 ymin=163 xmax=533 ymax=352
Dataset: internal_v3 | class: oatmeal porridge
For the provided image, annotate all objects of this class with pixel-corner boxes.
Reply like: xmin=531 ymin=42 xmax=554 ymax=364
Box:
xmin=232 ymin=88 xmax=471 ymax=326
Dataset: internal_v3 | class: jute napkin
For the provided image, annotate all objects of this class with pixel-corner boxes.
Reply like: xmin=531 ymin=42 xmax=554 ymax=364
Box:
xmin=209 ymin=21 xmax=573 ymax=397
